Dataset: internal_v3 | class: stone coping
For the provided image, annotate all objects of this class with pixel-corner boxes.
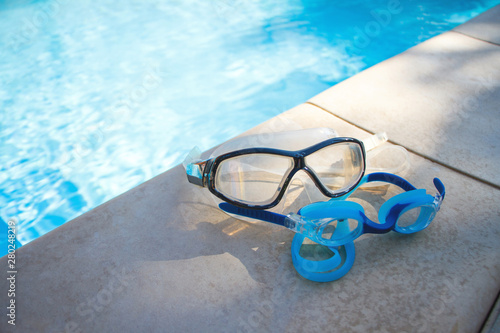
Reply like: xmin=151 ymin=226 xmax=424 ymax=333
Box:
xmin=454 ymin=4 xmax=500 ymax=45
xmin=2 ymin=5 xmax=500 ymax=333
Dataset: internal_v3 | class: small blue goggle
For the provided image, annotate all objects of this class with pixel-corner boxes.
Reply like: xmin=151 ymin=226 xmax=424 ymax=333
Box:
xmin=219 ymin=172 xmax=446 ymax=247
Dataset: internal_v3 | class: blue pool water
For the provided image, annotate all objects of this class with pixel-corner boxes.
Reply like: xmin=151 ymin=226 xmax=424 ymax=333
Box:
xmin=1 ymin=0 xmax=499 ymax=256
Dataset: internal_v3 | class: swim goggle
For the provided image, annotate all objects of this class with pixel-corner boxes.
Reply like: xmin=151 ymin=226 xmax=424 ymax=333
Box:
xmin=219 ymin=172 xmax=446 ymax=247
xmin=185 ymin=137 xmax=366 ymax=209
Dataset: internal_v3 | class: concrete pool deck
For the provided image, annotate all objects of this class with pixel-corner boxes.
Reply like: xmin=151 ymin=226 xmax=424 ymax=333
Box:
xmin=1 ymin=4 xmax=499 ymax=333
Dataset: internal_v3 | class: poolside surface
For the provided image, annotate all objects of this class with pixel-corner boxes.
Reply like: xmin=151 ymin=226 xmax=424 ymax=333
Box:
xmin=1 ymin=5 xmax=499 ymax=333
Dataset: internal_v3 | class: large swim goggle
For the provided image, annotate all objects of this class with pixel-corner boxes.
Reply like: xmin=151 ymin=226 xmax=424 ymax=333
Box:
xmin=185 ymin=136 xmax=366 ymax=209
xmin=219 ymin=172 xmax=446 ymax=247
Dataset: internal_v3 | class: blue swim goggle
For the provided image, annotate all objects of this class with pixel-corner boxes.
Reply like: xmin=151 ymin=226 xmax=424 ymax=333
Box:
xmin=219 ymin=172 xmax=446 ymax=247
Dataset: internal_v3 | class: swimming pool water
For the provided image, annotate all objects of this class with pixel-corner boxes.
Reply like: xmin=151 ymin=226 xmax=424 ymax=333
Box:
xmin=1 ymin=0 xmax=499 ymax=256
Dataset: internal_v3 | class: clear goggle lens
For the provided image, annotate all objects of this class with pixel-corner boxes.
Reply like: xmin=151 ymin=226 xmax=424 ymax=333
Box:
xmin=215 ymin=154 xmax=293 ymax=206
xmin=305 ymin=142 xmax=364 ymax=194
xmin=394 ymin=205 xmax=436 ymax=233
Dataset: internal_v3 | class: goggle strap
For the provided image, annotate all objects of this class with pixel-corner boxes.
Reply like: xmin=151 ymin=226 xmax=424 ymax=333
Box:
xmin=365 ymin=172 xmax=417 ymax=191
xmin=291 ymin=240 xmax=343 ymax=272
xmin=183 ymin=146 xmax=209 ymax=187
xmin=433 ymin=178 xmax=446 ymax=198
xmin=218 ymin=203 xmax=286 ymax=226
xmin=291 ymin=234 xmax=356 ymax=282
xmin=362 ymin=132 xmax=388 ymax=152
xmin=182 ymin=146 xmax=202 ymax=169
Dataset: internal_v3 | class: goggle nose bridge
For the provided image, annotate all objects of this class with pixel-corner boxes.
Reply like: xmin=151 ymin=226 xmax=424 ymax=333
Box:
xmin=293 ymin=154 xmax=306 ymax=167
xmin=285 ymin=161 xmax=330 ymax=199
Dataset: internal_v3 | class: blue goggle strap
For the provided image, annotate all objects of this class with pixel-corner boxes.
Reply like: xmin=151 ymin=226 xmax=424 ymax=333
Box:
xmin=291 ymin=234 xmax=356 ymax=282
xmin=219 ymin=202 xmax=288 ymax=226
